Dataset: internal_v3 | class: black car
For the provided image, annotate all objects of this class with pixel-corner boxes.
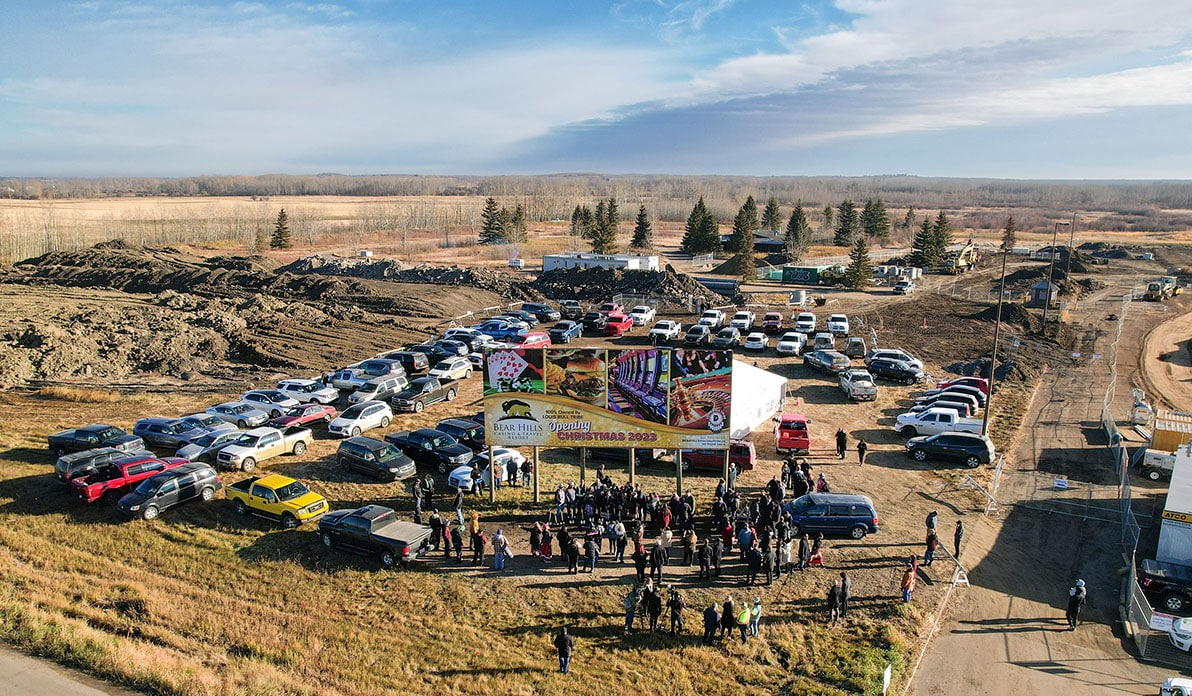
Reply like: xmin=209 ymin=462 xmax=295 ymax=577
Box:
xmin=582 ymin=312 xmax=609 ymax=332
xmin=782 ymin=493 xmax=880 ymax=539
xmin=55 ymin=446 xmax=152 ymax=484
xmin=337 ymin=436 xmax=417 ymax=481
xmin=408 ymin=343 xmax=456 ymax=365
xmin=391 ymin=351 xmax=430 ymax=376
xmin=520 ymin=303 xmax=561 ymax=322
xmin=865 ymin=358 xmax=926 ymax=385
xmin=1139 ymin=558 xmax=1192 ymax=614
xmin=435 ymin=418 xmax=486 ymax=452
xmin=500 ymin=309 xmax=540 ymax=328
xmin=712 ymin=327 xmax=741 ymax=348
xmin=47 ymin=424 xmax=143 ymax=457
xmin=916 ymin=383 xmax=987 ymax=407
xmin=116 ymin=461 xmax=221 ymax=520
xmin=905 ymin=432 xmax=994 ymax=468
xmin=384 ymin=428 xmax=474 ymax=474
xmin=432 ymin=339 xmax=470 ymax=357
xmin=683 ymin=325 xmax=712 ymax=346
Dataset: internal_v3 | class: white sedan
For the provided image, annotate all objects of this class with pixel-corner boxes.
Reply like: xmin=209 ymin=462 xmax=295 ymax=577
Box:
xmin=448 ymin=447 xmax=526 ymax=492
xmin=429 ymin=356 xmax=474 ymax=380
xmin=742 ymin=332 xmax=769 ymax=352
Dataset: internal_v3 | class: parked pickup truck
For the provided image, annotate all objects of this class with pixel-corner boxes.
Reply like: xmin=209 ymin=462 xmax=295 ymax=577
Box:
xmin=384 ymin=428 xmax=474 ymax=474
xmin=839 ymin=368 xmax=878 ymax=401
xmin=628 ymin=305 xmax=656 ymax=326
xmin=390 ymin=377 xmax=458 ymax=413
xmin=225 ymin=474 xmax=328 ymax=528
xmin=216 ymin=426 xmax=313 ymax=472
xmin=603 ymin=313 xmax=634 ymax=336
xmin=649 ymin=320 xmax=683 ymax=343
xmin=559 ymin=299 xmax=584 ymax=320
xmin=318 ymin=504 xmax=434 ymax=568
xmin=71 ymin=454 xmax=188 ymax=504
xmin=48 ymin=424 xmax=143 ymax=458
xmin=893 ymin=407 xmax=983 ymax=437
xmin=548 ymin=320 xmax=583 ymax=344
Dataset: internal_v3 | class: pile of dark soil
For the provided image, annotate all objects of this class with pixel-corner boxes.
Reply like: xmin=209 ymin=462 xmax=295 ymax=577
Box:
xmin=967 ymin=303 xmax=1041 ymax=333
xmin=530 ymin=266 xmax=730 ymax=304
xmin=942 ymin=356 xmax=1042 ymax=385
xmin=282 ymin=254 xmax=542 ymax=301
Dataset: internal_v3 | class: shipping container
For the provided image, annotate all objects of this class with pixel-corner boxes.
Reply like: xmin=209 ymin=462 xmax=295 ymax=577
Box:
xmin=1153 ymin=410 xmax=1192 ymax=452
xmin=782 ymin=266 xmax=824 ymax=285
xmin=1156 ymin=444 xmax=1192 ymax=565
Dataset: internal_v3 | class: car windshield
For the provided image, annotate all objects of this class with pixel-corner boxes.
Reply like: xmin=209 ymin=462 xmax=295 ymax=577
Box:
xmin=95 ymin=426 xmax=122 ymax=440
xmin=133 ymin=477 xmax=162 ymax=495
xmin=274 ymin=481 xmax=311 ymax=502
xmin=376 ymin=446 xmax=403 ymax=463
xmin=282 ymin=406 xmax=305 ymax=417
xmin=430 ymin=435 xmax=456 ymax=448
xmin=233 ymin=433 xmax=260 ymax=446
xmin=230 ymin=404 xmax=252 ymax=415
xmin=342 ymin=404 xmax=367 ymax=418
xmin=193 ymin=433 xmax=222 ymax=447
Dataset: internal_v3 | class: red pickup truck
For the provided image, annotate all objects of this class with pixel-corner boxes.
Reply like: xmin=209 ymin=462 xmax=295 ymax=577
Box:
xmin=603 ymin=313 xmax=634 ymax=336
xmin=71 ymin=454 xmax=189 ymax=504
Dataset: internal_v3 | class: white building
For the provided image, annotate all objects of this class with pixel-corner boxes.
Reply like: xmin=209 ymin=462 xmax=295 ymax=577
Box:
xmin=542 ymin=252 xmax=660 ymax=272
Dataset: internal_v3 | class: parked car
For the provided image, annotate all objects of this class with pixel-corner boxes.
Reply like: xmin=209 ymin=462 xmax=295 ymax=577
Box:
xmin=596 ymin=302 xmax=624 ymax=314
xmin=72 ymin=454 xmax=188 ymax=504
xmin=911 ymin=392 xmax=981 ymax=414
xmin=435 ymin=418 xmax=486 ymax=452
xmin=681 ymin=440 xmax=756 ymax=472
xmin=775 ymin=331 xmax=808 ymax=356
xmin=1171 ymin=618 xmax=1192 ymax=652
xmin=360 ymin=357 xmax=408 ymax=379
xmin=794 ymin=312 xmax=816 ymax=333
xmin=804 ymin=349 xmax=851 ymax=374
xmin=337 ymin=436 xmax=416 ymax=481
xmin=240 ymin=390 xmax=301 ymax=418
xmin=384 ymin=428 xmax=474 ymax=474
xmin=892 ymin=279 xmax=916 ymax=295
xmin=782 ymin=492 xmax=880 ymax=539
xmin=347 ymin=374 xmax=410 ymax=405
xmin=558 ymin=299 xmax=584 ymax=320
xmin=429 ymin=356 xmax=474 ymax=381
xmin=175 ymin=429 xmax=243 ymax=463
xmin=697 ymin=309 xmax=725 ymax=329
xmin=581 ymin=312 xmax=609 ymax=332
xmin=225 ymin=474 xmax=328 ymax=528
xmin=444 ymin=327 xmax=484 ymax=348
xmin=508 ymin=257 xmax=525 ymax=269
xmin=894 ymin=408 xmax=983 ymax=437
xmin=1141 ymin=559 xmax=1192 ymax=615
xmin=48 ymin=424 xmax=142 ymax=457
xmin=407 ymin=343 xmax=456 ymax=365
xmin=649 ymin=320 xmax=682 ymax=344
xmin=742 ymin=332 xmax=768 ymax=352
xmin=915 ymin=383 xmax=987 ymax=407
xmin=507 ymin=331 xmax=552 ymax=349
xmin=839 ymin=368 xmax=878 ymax=401
xmin=934 ymin=376 xmax=992 ymax=395
xmin=276 ymin=378 xmax=339 ymax=405
xmin=627 ymin=305 xmax=656 ymax=326
xmin=548 ymin=320 xmax=583 ymax=344
xmin=812 ymin=332 xmax=836 ymax=352
xmin=908 ymin=399 xmax=976 ymax=418
xmin=774 ymin=414 xmax=811 ymax=455
xmin=826 ymin=314 xmax=850 ymax=335
xmin=328 ymin=401 xmax=393 ymax=438
xmin=116 ymin=462 xmax=221 ymax=520
xmin=216 ymin=426 xmax=313 ymax=472
xmin=205 ymin=402 xmax=269 ymax=428
xmin=318 ymin=504 xmax=433 ymax=568
xmin=905 ymin=432 xmax=995 ymax=468
xmin=270 ymin=402 xmax=338 ymax=428
xmin=391 ymin=377 xmax=459 ymax=413
xmin=603 ymin=313 xmax=634 ymax=336
xmin=865 ymin=348 xmax=924 ymax=371
xmin=500 ymin=309 xmax=540 ymax=328
xmin=55 ymin=446 xmax=153 ymax=485
xmin=467 ymin=351 xmax=486 ymax=369
xmin=683 ymin=324 xmax=712 ymax=346
xmin=761 ymin=312 xmax=785 ymax=333
xmin=729 ymin=311 xmax=756 ymax=331
xmin=448 ymin=447 xmax=526 ymax=492
xmin=867 ymin=358 xmax=926 ymax=385
xmin=133 ymin=417 xmax=211 ymax=450
xmin=842 ymin=337 xmax=867 ymax=358
xmin=179 ymin=413 xmax=237 ymax=434
xmin=391 ymin=351 xmax=431 ymax=377
xmin=712 ymin=326 xmax=741 ymax=348
xmin=432 ymin=339 xmax=470 ymax=357
xmin=520 ymin=302 xmax=561 ymax=322
xmin=330 ymin=367 xmax=370 ymax=392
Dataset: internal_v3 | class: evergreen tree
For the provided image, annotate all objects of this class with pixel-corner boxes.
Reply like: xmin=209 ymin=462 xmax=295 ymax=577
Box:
xmin=699 ymin=207 xmax=721 ymax=254
xmin=736 ymin=250 xmax=757 ymax=284
xmin=762 ymin=196 xmax=782 ymax=232
xmin=579 ymin=206 xmax=595 ymax=240
xmin=479 ymin=197 xmax=506 ymax=245
xmin=783 ymin=202 xmax=811 ymax=262
xmin=605 ymin=197 xmax=618 ymax=234
xmin=570 ymin=205 xmax=584 ymax=239
xmin=630 ymin=205 xmax=653 ymax=250
xmin=861 ymin=198 xmax=891 ymax=241
xmin=252 ymin=223 xmax=268 ymax=253
xmin=833 ymin=199 xmax=859 ymax=246
xmin=1001 ymin=215 xmax=1017 ymax=252
xmin=931 ymin=211 xmax=953 ymax=260
xmin=594 ymin=200 xmax=607 ymax=240
xmin=506 ymin=203 xmax=527 ymax=244
xmin=742 ymin=195 xmax=759 ymax=233
xmin=726 ymin=204 xmax=753 ymax=254
xmin=844 ymin=236 xmax=873 ymax=289
xmin=589 ymin=207 xmax=618 ymax=254
xmin=270 ymin=208 xmax=293 ymax=249
xmin=908 ymin=218 xmax=936 ymax=268
xmin=902 ymin=206 xmax=916 ymax=233
xmin=821 ymin=205 xmax=834 ymax=235
xmin=682 ymin=197 xmax=720 ymax=254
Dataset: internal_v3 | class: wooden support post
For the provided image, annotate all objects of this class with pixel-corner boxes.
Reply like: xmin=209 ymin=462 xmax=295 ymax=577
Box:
xmin=580 ymin=447 xmax=587 ymax=486
xmin=488 ymin=445 xmax=496 ymax=503
xmin=629 ymin=448 xmax=636 ymax=485
xmin=532 ymin=446 xmax=540 ymax=503
xmin=675 ymin=448 xmax=683 ymax=496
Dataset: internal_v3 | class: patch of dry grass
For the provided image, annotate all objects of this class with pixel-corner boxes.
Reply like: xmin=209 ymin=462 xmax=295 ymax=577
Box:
xmin=36 ymin=386 xmax=122 ymax=403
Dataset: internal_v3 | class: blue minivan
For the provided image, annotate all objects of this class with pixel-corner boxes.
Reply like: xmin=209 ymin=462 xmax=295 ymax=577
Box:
xmin=783 ymin=493 xmax=880 ymax=540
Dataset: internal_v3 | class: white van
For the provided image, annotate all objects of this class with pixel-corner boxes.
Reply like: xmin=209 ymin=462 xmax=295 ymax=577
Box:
xmin=348 ymin=374 xmax=410 ymax=405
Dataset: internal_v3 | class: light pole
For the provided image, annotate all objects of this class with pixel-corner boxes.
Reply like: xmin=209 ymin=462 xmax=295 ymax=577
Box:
xmin=1063 ymin=213 xmax=1078 ymax=279
xmin=1041 ymin=221 xmax=1070 ymax=327
xmin=982 ymin=247 xmax=1009 ymax=437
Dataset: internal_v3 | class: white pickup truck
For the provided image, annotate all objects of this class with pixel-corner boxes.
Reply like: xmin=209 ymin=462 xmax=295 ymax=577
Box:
xmin=216 ymin=426 xmax=313 ymax=472
xmin=649 ymin=320 xmax=683 ymax=343
xmin=697 ymin=309 xmax=725 ymax=329
xmin=628 ymin=305 xmax=657 ymax=326
xmin=894 ymin=407 xmax=983 ymax=437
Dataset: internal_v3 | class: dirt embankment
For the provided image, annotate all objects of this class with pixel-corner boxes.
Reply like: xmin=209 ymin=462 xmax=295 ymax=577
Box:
xmin=529 ymin=266 xmax=732 ymax=305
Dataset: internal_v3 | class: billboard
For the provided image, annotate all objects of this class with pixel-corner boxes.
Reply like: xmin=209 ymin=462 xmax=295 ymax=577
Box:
xmin=483 ymin=347 xmax=731 ymax=449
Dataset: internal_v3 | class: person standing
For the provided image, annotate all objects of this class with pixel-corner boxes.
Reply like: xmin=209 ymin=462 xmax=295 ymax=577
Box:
xmin=748 ymin=596 xmax=762 ymax=637
xmin=835 ymin=428 xmax=847 ymax=459
xmin=778 ymin=536 xmax=792 ymax=578
xmin=451 ymin=524 xmax=464 ymax=563
xmin=471 ymin=528 xmax=487 ymax=566
xmin=428 ymin=509 xmax=443 ymax=550
xmin=697 ymin=540 xmax=712 ymax=581
xmin=614 ymin=520 xmax=628 ymax=563
xmin=441 ymin=520 xmax=454 ymax=559
xmin=554 ymin=627 xmax=575 ymax=674
xmin=954 ymin=520 xmax=965 ymax=559
xmin=682 ymin=527 xmax=697 ymax=566
xmin=924 ymin=530 xmax=939 ymax=567
xmin=668 ymin=587 xmax=687 ymax=636
xmin=411 ymin=478 xmax=424 ymax=524
xmin=901 ymin=563 xmax=917 ymax=603
xmin=736 ymin=602 xmax=751 ymax=643
xmin=583 ymin=536 xmax=598 ymax=573
xmin=925 ymin=510 xmax=938 ymax=534
xmin=624 ymin=586 xmax=640 ymax=633
xmin=646 ymin=584 xmax=664 ymax=633
xmin=711 ymin=535 xmax=724 ymax=577
xmin=1066 ymin=579 xmax=1087 ymax=630
xmin=649 ymin=540 xmax=666 ymax=583
xmin=797 ymin=533 xmax=811 ymax=571
xmin=492 ymin=528 xmax=509 ymax=571
xmin=632 ymin=543 xmax=648 ymax=584
xmin=720 ymin=595 xmax=736 ymax=640
xmin=454 ymin=487 xmax=466 ymax=527
xmin=703 ymin=603 xmax=721 ymax=645
xmin=827 ymin=579 xmax=841 ymax=624
xmin=857 ymin=439 xmax=867 ymax=465
xmin=763 ymin=544 xmax=776 ymax=585
xmin=840 ymin=571 xmax=852 ymax=617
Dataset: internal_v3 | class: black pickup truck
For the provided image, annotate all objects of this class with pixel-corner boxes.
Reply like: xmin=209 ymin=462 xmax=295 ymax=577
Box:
xmin=48 ymin=424 xmax=144 ymax=458
xmin=318 ymin=505 xmax=433 ymax=568
xmin=1139 ymin=558 xmax=1192 ymax=614
xmin=389 ymin=377 xmax=458 ymax=413
xmin=384 ymin=428 xmax=474 ymax=474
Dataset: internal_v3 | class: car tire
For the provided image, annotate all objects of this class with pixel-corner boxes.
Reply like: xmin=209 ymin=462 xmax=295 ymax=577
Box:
xmin=849 ymin=525 xmax=867 ymax=540
xmin=281 ymin=513 xmax=298 ymax=530
xmin=905 ymin=377 xmax=916 ymax=385
xmin=965 ymin=455 xmax=981 ymax=469
xmin=234 ymin=499 xmax=247 ymax=516
xmin=270 ymin=409 xmax=281 ymax=418
xmin=323 ymin=415 xmax=332 ymax=424
xmin=142 ymin=505 xmax=159 ymax=520
xmin=446 ymin=390 xmax=457 ymax=402
xmin=51 ymin=446 xmax=65 ymax=458
xmin=464 ymin=370 xmax=472 ymax=379
xmin=237 ymin=420 xmax=247 ymax=428
xmin=1163 ymin=591 xmax=1188 ymax=614
xmin=292 ymin=441 xmax=307 ymax=456
xmin=414 ymin=402 xmax=424 ymax=413
xmin=791 ymin=525 xmax=802 ymax=538
xmin=438 ymin=461 xmax=448 ymax=474
xmin=380 ymin=549 xmax=397 ymax=568
xmin=911 ymin=448 xmax=928 ymax=462
xmin=902 ymin=427 xmax=918 ymax=438
xmin=241 ymin=458 xmax=256 ymax=472
xmin=321 ymin=532 xmax=335 ymax=549
xmin=351 ymin=427 xmax=361 ymax=437
xmin=200 ymin=486 xmax=215 ymax=501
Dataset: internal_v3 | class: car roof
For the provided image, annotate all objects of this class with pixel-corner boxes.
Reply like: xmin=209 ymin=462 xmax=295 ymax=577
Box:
xmin=438 ymin=418 xmax=480 ymax=429
xmin=803 ymin=492 xmax=875 ymax=506
xmin=137 ymin=416 xmax=179 ymax=425
xmin=344 ymin=435 xmax=388 ymax=449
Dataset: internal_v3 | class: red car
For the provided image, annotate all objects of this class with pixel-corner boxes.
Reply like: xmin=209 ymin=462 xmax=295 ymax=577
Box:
xmin=603 ymin=313 xmax=634 ymax=337
xmin=508 ymin=331 xmax=552 ymax=350
xmin=936 ymin=376 xmax=990 ymax=395
xmin=270 ymin=403 xmax=338 ymax=428
xmin=775 ymin=414 xmax=811 ymax=455
xmin=682 ymin=440 xmax=757 ymax=472
xmin=71 ymin=454 xmax=189 ymax=504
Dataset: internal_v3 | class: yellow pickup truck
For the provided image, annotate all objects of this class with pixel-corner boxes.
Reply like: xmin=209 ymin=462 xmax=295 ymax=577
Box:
xmin=224 ymin=474 xmax=327 ymax=529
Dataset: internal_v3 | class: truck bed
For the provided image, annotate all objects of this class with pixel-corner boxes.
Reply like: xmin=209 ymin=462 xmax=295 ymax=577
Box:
xmin=374 ymin=520 xmax=432 ymax=545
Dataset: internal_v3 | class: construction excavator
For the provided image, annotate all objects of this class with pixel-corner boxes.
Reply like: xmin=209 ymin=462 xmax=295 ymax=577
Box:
xmin=939 ymin=240 xmax=981 ymax=274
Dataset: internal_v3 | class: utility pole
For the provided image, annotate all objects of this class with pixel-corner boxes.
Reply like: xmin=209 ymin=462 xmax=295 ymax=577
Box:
xmin=982 ymin=248 xmax=1009 ymax=437
xmin=1041 ymin=221 xmax=1070 ymax=327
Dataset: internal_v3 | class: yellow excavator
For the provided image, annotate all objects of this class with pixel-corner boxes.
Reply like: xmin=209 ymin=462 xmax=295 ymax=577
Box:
xmin=940 ymin=240 xmax=981 ymax=274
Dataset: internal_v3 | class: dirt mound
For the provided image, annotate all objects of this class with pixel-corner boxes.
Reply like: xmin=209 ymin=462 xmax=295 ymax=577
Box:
xmin=281 ymin=255 xmax=543 ymax=301
xmin=942 ymin=357 xmax=1041 ymax=385
xmin=530 ymin=266 xmax=730 ymax=304
xmin=967 ymin=303 xmax=1041 ymax=332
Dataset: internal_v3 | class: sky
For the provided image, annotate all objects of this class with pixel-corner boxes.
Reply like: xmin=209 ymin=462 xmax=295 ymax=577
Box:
xmin=2 ymin=0 xmax=1192 ymax=179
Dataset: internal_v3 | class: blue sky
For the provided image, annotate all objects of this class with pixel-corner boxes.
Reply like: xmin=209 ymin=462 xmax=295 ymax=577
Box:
xmin=2 ymin=0 xmax=1191 ymax=178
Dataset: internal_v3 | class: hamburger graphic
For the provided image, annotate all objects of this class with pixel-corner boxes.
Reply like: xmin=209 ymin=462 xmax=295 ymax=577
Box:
xmin=546 ymin=350 xmax=606 ymax=405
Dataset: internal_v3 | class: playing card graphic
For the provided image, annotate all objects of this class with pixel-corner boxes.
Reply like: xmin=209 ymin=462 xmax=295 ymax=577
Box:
xmin=483 ymin=349 xmax=544 ymax=395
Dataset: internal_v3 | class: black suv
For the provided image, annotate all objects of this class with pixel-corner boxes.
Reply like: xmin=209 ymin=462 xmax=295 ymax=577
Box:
xmin=116 ymin=462 xmax=221 ymax=520
xmin=782 ymin=493 xmax=880 ymax=539
xmin=408 ymin=344 xmax=456 ymax=365
xmin=435 ymin=418 xmax=486 ymax=452
xmin=337 ymin=436 xmax=416 ymax=482
xmin=391 ymin=351 xmax=430 ymax=377
xmin=55 ymin=446 xmax=152 ymax=485
xmin=905 ymin=432 xmax=994 ymax=468
xmin=866 ymin=358 xmax=925 ymax=384
xmin=521 ymin=303 xmax=561 ymax=322
xmin=1139 ymin=558 xmax=1192 ymax=614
